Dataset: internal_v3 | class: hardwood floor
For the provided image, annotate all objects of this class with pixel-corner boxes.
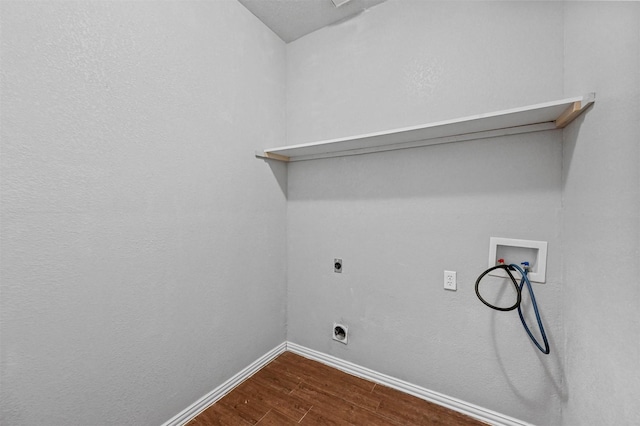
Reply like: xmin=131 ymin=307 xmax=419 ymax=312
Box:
xmin=188 ymin=351 xmax=487 ymax=425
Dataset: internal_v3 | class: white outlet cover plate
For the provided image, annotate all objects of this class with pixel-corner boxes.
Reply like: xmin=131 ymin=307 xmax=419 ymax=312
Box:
xmin=444 ymin=270 xmax=457 ymax=291
xmin=488 ymin=237 xmax=547 ymax=283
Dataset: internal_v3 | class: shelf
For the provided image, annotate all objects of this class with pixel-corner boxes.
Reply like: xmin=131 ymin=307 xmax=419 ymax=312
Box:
xmin=256 ymin=93 xmax=595 ymax=162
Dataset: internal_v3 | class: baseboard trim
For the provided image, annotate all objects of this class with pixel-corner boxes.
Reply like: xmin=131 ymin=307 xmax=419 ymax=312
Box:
xmin=161 ymin=342 xmax=286 ymax=426
xmin=163 ymin=340 xmax=532 ymax=426
xmin=286 ymin=341 xmax=533 ymax=426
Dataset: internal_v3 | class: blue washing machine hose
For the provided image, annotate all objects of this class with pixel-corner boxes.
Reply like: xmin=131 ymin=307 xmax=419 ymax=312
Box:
xmin=475 ymin=263 xmax=550 ymax=354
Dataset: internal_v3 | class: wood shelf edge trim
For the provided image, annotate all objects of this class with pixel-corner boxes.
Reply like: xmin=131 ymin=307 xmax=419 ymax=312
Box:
xmin=555 ymin=92 xmax=595 ymax=129
xmin=255 ymin=151 xmax=290 ymax=162
xmin=555 ymin=101 xmax=581 ymax=129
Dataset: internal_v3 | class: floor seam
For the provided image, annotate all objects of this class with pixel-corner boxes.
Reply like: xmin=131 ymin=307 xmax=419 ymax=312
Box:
xmin=297 ymin=405 xmax=313 ymax=424
xmin=254 ymin=409 xmax=270 ymax=425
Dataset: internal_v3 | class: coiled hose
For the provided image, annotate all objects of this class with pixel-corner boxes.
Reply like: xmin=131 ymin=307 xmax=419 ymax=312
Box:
xmin=475 ymin=263 xmax=550 ymax=354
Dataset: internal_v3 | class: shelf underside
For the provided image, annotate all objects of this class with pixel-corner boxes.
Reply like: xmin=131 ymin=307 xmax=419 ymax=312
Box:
xmin=257 ymin=93 xmax=595 ymax=162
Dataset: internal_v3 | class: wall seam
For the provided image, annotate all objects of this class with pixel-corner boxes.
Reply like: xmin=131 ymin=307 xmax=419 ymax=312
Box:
xmin=559 ymin=2 xmax=567 ymax=425
xmin=283 ymin=39 xmax=290 ymax=343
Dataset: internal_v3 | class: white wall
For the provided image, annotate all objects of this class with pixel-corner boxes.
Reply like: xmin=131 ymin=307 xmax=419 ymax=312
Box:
xmin=286 ymin=1 xmax=565 ymax=424
xmin=0 ymin=1 xmax=286 ymax=425
xmin=562 ymin=2 xmax=640 ymax=425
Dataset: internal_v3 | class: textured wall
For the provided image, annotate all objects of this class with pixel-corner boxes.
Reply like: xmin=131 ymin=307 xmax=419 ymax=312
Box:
xmin=286 ymin=1 xmax=565 ymax=424
xmin=0 ymin=1 xmax=286 ymax=425
xmin=562 ymin=2 xmax=640 ymax=425
xmin=286 ymin=0 xmax=564 ymax=145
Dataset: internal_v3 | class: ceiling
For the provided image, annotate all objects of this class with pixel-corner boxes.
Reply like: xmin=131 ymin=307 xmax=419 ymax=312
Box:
xmin=238 ymin=0 xmax=388 ymax=43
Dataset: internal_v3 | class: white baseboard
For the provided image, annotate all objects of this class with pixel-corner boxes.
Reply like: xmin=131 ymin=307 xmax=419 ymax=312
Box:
xmin=161 ymin=342 xmax=286 ymax=426
xmin=286 ymin=341 xmax=533 ymax=426
xmin=163 ymin=340 xmax=531 ymax=426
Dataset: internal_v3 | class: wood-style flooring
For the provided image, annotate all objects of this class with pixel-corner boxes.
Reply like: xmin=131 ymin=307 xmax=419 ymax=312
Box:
xmin=188 ymin=351 xmax=486 ymax=425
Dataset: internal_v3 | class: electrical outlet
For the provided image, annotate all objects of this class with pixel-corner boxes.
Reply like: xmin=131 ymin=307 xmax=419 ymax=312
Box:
xmin=444 ymin=270 xmax=457 ymax=291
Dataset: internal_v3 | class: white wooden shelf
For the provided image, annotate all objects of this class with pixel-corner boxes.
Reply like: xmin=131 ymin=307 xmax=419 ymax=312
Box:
xmin=256 ymin=93 xmax=595 ymax=162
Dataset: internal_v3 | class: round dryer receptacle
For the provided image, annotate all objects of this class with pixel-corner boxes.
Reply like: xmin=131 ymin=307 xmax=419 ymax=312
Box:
xmin=332 ymin=323 xmax=348 ymax=344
